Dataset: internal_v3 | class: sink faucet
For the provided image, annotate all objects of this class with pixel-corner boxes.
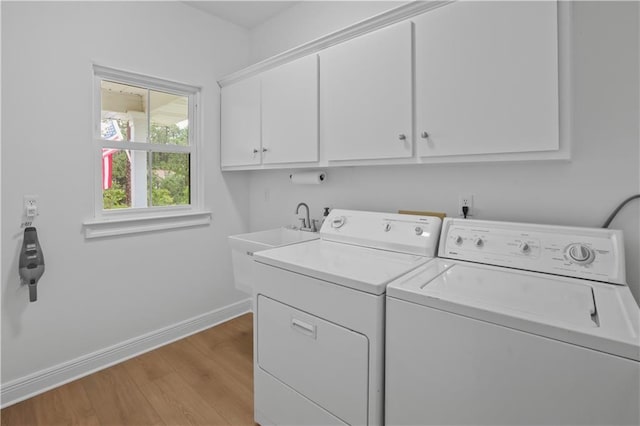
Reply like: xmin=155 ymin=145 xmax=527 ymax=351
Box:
xmin=295 ymin=202 xmax=315 ymax=231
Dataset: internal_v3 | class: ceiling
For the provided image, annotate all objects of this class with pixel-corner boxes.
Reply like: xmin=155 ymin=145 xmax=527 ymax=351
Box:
xmin=184 ymin=1 xmax=298 ymax=29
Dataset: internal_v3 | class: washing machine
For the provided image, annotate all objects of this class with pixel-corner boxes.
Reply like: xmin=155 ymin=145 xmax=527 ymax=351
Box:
xmin=252 ymin=209 xmax=442 ymax=425
xmin=386 ymin=218 xmax=640 ymax=425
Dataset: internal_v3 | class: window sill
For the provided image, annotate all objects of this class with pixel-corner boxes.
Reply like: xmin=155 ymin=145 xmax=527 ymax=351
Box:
xmin=83 ymin=210 xmax=211 ymax=239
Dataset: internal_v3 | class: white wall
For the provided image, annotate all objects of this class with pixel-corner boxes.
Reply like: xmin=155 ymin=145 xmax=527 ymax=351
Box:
xmin=250 ymin=1 xmax=408 ymax=62
xmin=246 ymin=1 xmax=640 ymax=303
xmin=1 ymin=1 xmax=252 ymax=390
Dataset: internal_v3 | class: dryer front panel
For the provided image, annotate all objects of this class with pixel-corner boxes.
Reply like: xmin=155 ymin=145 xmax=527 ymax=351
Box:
xmin=257 ymin=295 xmax=369 ymax=425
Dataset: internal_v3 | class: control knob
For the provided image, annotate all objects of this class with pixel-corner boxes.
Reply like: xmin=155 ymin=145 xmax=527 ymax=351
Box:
xmin=519 ymin=242 xmax=531 ymax=254
xmin=415 ymin=226 xmax=423 ymax=236
xmin=474 ymin=238 xmax=484 ymax=248
xmin=331 ymin=216 xmax=346 ymax=229
xmin=566 ymin=243 xmax=595 ymax=265
xmin=453 ymin=235 xmax=464 ymax=245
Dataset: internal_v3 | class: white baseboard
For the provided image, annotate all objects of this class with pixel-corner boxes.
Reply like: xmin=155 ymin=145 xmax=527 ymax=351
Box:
xmin=1 ymin=298 xmax=252 ymax=408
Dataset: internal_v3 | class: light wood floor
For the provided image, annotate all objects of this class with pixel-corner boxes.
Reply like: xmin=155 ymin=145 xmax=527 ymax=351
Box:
xmin=1 ymin=313 xmax=255 ymax=426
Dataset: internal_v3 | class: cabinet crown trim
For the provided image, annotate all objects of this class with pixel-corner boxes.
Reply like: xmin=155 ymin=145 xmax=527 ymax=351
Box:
xmin=218 ymin=1 xmax=453 ymax=87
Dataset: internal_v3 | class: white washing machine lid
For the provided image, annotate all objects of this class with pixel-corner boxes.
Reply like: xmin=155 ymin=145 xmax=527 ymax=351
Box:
xmin=387 ymin=259 xmax=640 ymax=360
xmin=254 ymin=239 xmax=430 ymax=295
xmin=425 ymin=263 xmax=597 ymax=328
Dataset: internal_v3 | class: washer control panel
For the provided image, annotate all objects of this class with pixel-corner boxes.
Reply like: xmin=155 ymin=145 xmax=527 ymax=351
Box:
xmin=439 ymin=218 xmax=626 ymax=284
xmin=321 ymin=209 xmax=442 ymax=257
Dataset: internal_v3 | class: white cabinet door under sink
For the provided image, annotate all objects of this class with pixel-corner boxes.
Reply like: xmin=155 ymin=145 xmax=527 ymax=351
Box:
xmin=320 ymin=21 xmax=413 ymax=161
xmin=262 ymin=55 xmax=319 ymax=165
xmin=415 ymin=1 xmax=559 ymax=158
xmin=220 ymin=76 xmax=261 ymax=167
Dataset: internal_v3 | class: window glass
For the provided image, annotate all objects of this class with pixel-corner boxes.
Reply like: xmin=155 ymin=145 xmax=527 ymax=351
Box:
xmin=95 ymin=66 xmax=197 ymax=216
xmin=102 ymin=149 xmax=133 ymax=209
xmin=150 ymin=90 xmax=189 ymax=145
xmin=151 ymin=152 xmax=190 ymax=206
xmin=101 ymin=148 xmax=192 ymax=209
xmin=101 ymin=119 xmax=128 ymax=142
xmin=101 ymin=81 xmax=147 ymax=142
xmin=104 ymin=149 xmax=171 ymax=210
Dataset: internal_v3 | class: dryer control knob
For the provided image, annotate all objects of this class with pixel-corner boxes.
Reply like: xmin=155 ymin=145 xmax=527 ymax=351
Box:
xmin=474 ymin=238 xmax=484 ymax=248
xmin=454 ymin=235 xmax=464 ymax=245
xmin=331 ymin=216 xmax=346 ymax=229
xmin=567 ymin=244 xmax=595 ymax=265
xmin=519 ymin=242 xmax=531 ymax=253
xmin=415 ymin=226 xmax=423 ymax=235
xmin=384 ymin=223 xmax=391 ymax=232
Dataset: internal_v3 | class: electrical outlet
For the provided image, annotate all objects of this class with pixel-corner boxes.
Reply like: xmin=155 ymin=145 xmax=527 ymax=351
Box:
xmin=24 ymin=195 xmax=38 ymax=218
xmin=458 ymin=194 xmax=473 ymax=218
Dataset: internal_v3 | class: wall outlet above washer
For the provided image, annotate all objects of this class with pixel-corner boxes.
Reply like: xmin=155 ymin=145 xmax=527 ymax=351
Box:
xmin=458 ymin=194 xmax=473 ymax=217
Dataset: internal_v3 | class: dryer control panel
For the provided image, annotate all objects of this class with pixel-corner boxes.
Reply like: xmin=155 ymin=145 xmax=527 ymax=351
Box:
xmin=438 ymin=218 xmax=626 ymax=285
xmin=320 ymin=209 xmax=442 ymax=257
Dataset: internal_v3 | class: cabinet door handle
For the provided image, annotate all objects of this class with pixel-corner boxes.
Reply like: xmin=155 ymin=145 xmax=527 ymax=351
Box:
xmin=398 ymin=134 xmax=407 ymax=141
xmin=291 ymin=317 xmax=316 ymax=339
xmin=421 ymin=131 xmax=429 ymax=139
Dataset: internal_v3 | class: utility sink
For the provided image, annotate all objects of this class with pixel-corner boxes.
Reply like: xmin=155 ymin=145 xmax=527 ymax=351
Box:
xmin=229 ymin=228 xmax=319 ymax=295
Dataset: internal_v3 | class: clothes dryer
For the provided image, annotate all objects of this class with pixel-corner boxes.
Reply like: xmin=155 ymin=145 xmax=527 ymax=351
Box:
xmin=253 ymin=209 xmax=442 ymax=425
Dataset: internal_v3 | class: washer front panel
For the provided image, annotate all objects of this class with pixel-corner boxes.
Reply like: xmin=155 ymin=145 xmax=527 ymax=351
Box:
xmin=385 ymin=297 xmax=640 ymax=426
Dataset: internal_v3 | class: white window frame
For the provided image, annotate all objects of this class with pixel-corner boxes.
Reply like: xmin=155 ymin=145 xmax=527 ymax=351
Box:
xmin=83 ymin=65 xmax=210 ymax=238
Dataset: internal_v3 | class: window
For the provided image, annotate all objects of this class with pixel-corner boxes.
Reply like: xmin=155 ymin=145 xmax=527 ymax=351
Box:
xmin=85 ymin=65 xmax=210 ymax=238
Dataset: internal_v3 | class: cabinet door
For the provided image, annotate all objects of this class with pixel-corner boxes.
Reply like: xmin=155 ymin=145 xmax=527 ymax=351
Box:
xmin=262 ymin=55 xmax=319 ymax=165
xmin=220 ymin=77 xmax=261 ymax=167
xmin=415 ymin=2 xmax=559 ymax=157
xmin=321 ymin=21 xmax=413 ymax=161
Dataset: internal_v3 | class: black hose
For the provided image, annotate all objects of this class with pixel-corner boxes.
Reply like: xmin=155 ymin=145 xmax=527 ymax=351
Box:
xmin=602 ymin=194 xmax=640 ymax=228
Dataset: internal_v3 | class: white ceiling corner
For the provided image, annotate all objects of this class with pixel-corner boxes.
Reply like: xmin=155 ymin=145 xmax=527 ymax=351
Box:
xmin=184 ymin=1 xmax=299 ymax=29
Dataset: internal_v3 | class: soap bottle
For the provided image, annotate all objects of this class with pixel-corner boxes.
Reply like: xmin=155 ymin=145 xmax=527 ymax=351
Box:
xmin=320 ymin=207 xmax=331 ymax=229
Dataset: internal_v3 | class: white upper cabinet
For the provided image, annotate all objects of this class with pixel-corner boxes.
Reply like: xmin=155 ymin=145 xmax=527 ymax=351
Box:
xmin=262 ymin=55 xmax=319 ymax=165
xmin=320 ymin=21 xmax=413 ymax=161
xmin=414 ymin=1 xmax=560 ymax=157
xmin=221 ymin=77 xmax=261 ymax=167
xmin=220 ymin=1 xmax=565 ymax=170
